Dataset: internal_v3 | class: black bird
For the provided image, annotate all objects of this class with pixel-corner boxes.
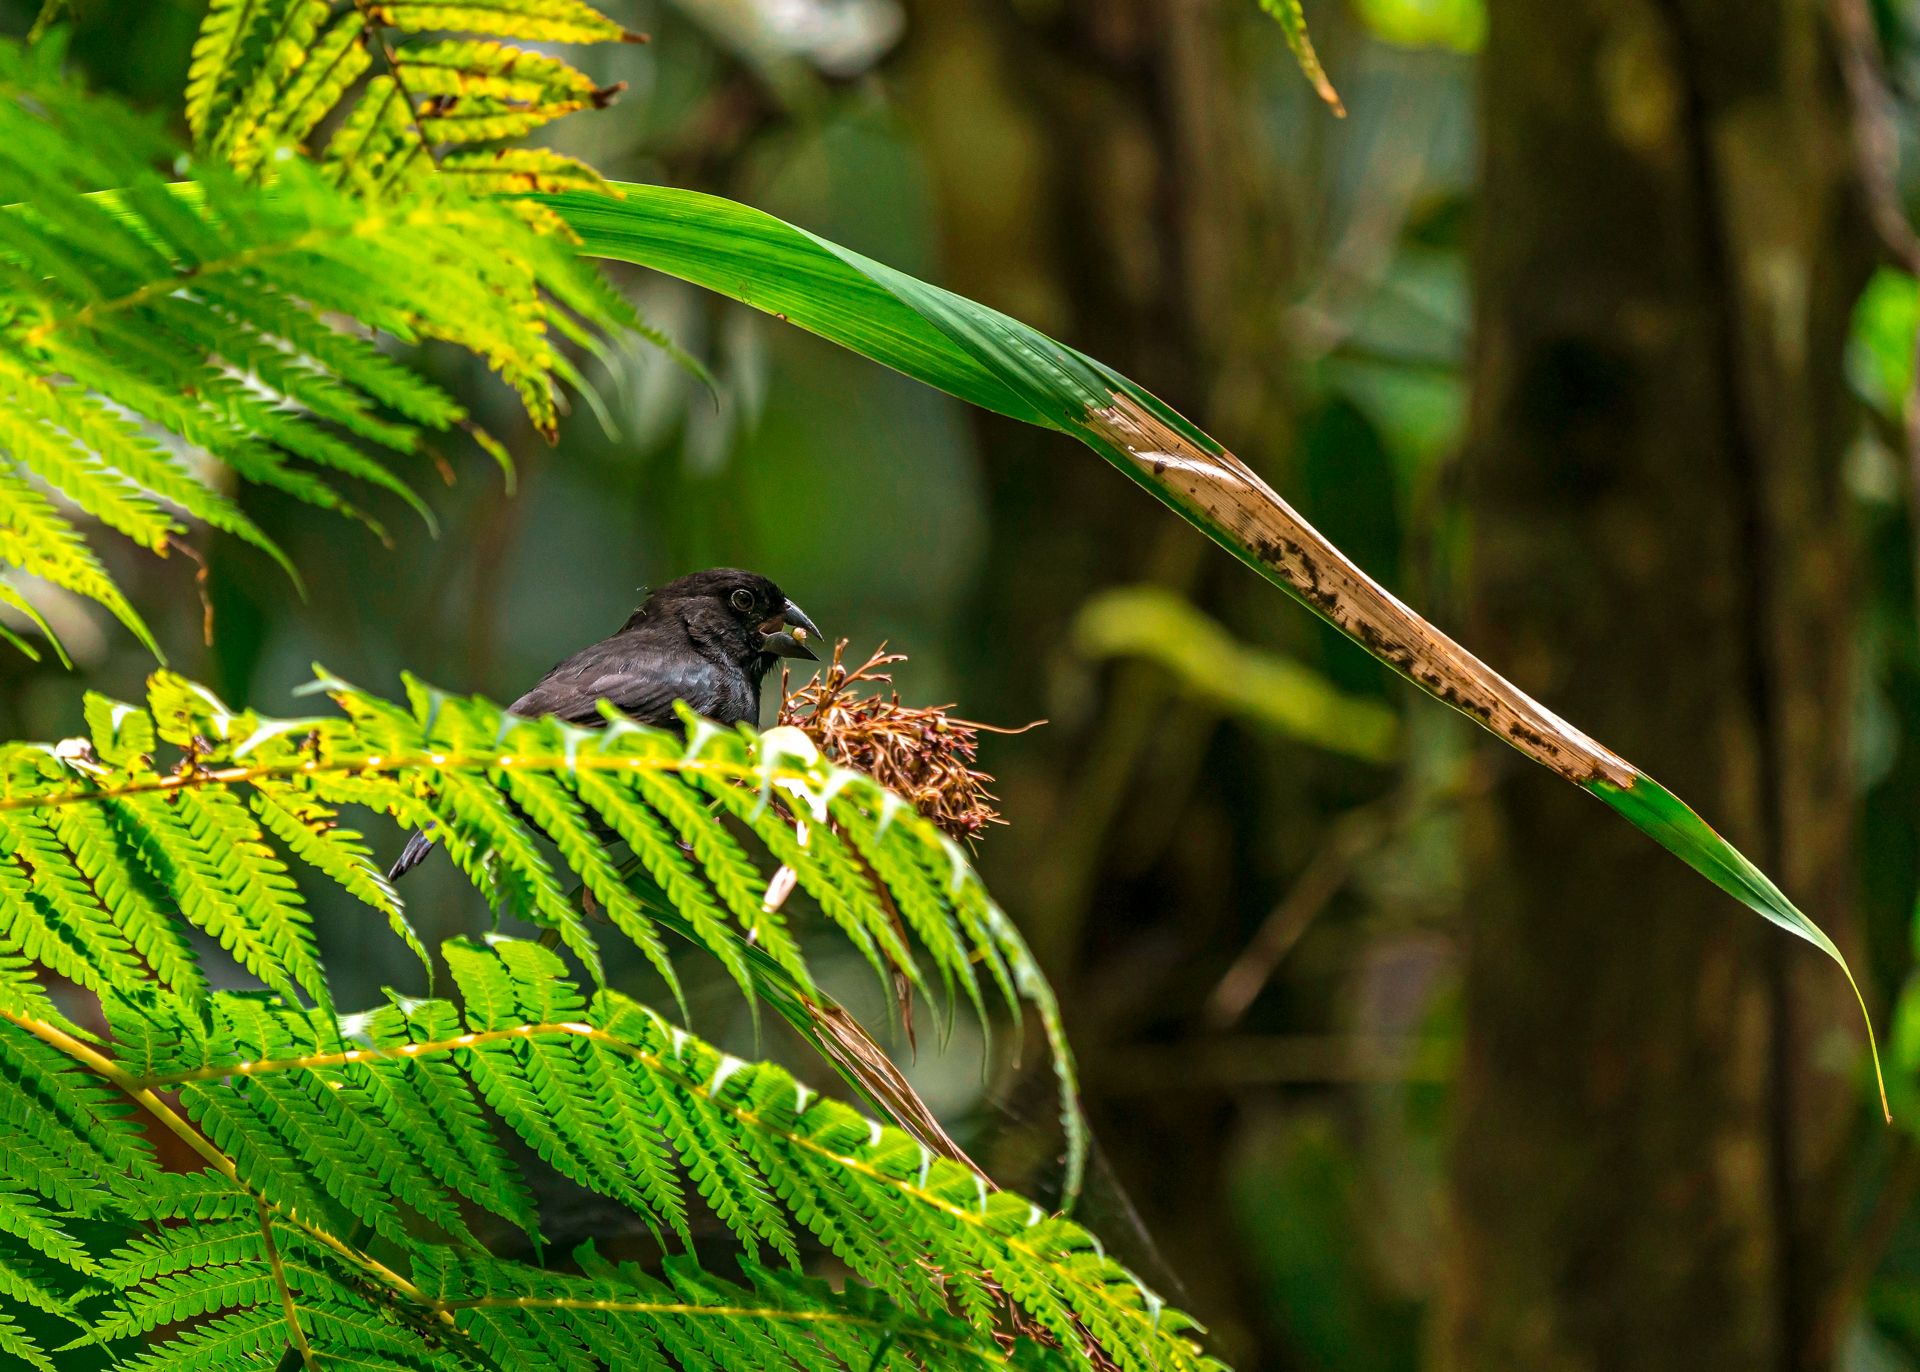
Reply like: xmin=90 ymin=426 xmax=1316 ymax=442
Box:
xmin=388 ymin=568 xmax=820 ymax=881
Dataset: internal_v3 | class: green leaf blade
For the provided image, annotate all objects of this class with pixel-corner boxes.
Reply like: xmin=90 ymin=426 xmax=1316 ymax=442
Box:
xmin=553 ymin=182 xmax=1880 ymax=1120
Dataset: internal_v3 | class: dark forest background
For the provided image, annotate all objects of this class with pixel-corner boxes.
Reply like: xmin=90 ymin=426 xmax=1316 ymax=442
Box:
xmin=12 ymin=0 xmax=1920 ymax=1367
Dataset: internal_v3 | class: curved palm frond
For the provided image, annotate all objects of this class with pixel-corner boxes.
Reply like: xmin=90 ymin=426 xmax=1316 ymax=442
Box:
xmin=547 ymin=180 xmax=1889 ymax=1116
xmin=1254 ymin=0 xmax=1343 ymax=114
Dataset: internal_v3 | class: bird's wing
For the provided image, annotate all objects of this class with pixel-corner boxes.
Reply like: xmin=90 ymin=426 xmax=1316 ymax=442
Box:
xmin=509 ymin=638 xmax=746 ymax=728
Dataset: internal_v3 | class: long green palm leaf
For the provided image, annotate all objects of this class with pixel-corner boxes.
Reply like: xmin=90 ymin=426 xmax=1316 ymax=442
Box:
xmin=546 ymin=183 xmax=1887 ymax=1116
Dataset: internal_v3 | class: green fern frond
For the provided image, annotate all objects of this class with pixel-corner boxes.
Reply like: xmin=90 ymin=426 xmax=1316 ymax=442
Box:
xmin=0 ymin=934 xmax=1212 ymax=1370
xmin=0 ymin=416 xmax=177 ymax=554
xmin=0 ymin=809 xmax=147 ymax=996
xmin=398 ymin=37 xmax=599 ymax=100
xmin=0 ymin=471 xmax=159 ymax=657
xmin=243 ymin=10 xmax=371 ymax=173
xmin=0 ymin=581 xmax=64 ymax=666
xmin=0 ymin=1180 xmax=97 ymax=1274
xmin=96 ymin=1216 xmax=264 ymax=1287
xmin=368 ymin=0 xmax=636 ymax=43
xmin=0 ymin=668 xmax=1087 ymax=1186
xmin=0 ymin=38 xmax=636 ymax=660
xmin=363 ymin=998 xmax=542 ymax=1237
xmin=441 ymin=146 xmax=613 ymax=196
xmin=195 ymin=0 xmax=637 ymax=199
xmin=0 ymin=361 xmax=284 ymax=574
xmin=0 ymin=1309 xmax=58 ymax=1372
xmin=185 ymin=0 xmax=271 ymax=141
xmin=207 ymin=0 xmax=334 ymax=168
xmin=321 ymin=72 xmax=421 ymax=193
xmin=0 ymin=1022 xmax=157 ymax=1218
xmin=0 ymin=664 xmax=1174 ymax=1364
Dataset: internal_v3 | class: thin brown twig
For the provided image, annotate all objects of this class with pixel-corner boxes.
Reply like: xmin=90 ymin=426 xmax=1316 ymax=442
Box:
xmin=1202 ymin=809 xmax=1384 ymax=1030
xmin=1203 ymin=758 xmax=1491 ymax=1029
xmin=163 ymin=534 xmax=213 ymax=646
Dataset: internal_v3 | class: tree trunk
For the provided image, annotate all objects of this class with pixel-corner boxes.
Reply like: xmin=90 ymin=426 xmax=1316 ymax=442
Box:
xmin=1443 ymin=2 xmax=1871 ymax=1369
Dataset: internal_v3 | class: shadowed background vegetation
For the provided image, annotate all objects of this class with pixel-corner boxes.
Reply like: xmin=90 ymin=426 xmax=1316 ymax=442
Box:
xmin=9 ymin=0 xmax=1920 ymax=1367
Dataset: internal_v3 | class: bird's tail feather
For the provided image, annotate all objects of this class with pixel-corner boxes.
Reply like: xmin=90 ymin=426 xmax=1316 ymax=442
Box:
xmin=388 ymin=828 xmax=437 ymax=882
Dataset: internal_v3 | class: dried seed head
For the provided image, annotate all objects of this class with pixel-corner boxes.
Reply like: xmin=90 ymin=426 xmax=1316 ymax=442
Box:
xmin=777 ymin=642 xmax=1039 ymax=843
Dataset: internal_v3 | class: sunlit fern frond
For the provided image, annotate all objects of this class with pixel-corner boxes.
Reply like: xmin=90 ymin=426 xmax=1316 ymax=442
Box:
xmin=191 ymin=0 xmax=640 ymax=194
xmin=0 ymin=36 xmax=633 ymax=660
xmin=0 ymin=937 xmax=1207 ymax=1371
xmin=0 ymin=667 xmax=1089 ymax=1193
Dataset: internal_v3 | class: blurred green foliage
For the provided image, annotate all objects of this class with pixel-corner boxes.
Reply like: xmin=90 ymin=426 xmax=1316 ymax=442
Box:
xmin=1351 ymin=0 xmax=1484 ymax=52
xmin=1854 ymin=267 xmax=1919 ymax=424
xmin=1073 ymin=584 xmax=1399 ymax=761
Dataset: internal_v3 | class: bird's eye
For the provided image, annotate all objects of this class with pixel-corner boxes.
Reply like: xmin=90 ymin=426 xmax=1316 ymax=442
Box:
xmin=730 ymin=589 xmax=754 ymax=614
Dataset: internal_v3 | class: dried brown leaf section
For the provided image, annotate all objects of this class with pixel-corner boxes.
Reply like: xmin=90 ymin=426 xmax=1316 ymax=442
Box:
xmin=777 ymin=643 xmax=1036 ymax=842
xmin=1087 ymin=393 xmax=1637 ymax=787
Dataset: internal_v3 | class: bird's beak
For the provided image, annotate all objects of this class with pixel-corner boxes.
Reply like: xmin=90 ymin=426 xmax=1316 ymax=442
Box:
xmin=760 ymin=599 xmax=820 ymax=661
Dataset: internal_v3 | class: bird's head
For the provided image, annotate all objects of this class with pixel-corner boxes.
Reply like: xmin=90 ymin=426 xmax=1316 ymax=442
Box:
xmin=643 ymin=568 xmax=820 ymax=668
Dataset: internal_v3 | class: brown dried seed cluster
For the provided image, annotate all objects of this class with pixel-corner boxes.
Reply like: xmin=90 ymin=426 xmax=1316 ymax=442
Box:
xmin=777 ymin=642 xmax=1037 ymax=842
